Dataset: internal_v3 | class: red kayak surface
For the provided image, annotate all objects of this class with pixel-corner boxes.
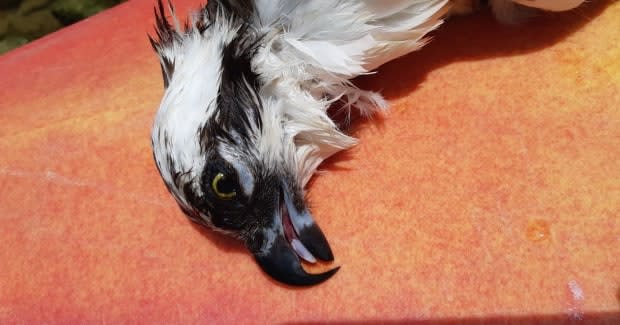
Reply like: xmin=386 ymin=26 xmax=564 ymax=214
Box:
xmin=0 ymin=0 xmax=618 ymax=323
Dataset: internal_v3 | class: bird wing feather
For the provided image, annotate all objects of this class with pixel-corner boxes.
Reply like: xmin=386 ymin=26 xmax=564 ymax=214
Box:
xmin=254 ymin=0 xmax=450 ymax=78
xmin=251 ymin=0 xmax=450 ymax=121
xmin=248 ymin=0 xmax=452 ymax=185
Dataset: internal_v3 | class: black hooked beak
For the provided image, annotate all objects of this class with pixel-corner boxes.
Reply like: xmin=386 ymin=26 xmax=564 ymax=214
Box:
xmin=247 ymin=185 xmax=339 ymax=286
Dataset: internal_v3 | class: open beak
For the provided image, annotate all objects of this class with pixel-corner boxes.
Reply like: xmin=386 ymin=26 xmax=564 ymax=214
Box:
xmin=248 ymin=185 xmax=339 ymax=286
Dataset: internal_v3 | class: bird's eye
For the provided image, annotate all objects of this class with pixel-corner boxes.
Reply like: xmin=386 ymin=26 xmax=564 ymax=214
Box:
xmin=211 ymin=172 xmax=237 ymax=200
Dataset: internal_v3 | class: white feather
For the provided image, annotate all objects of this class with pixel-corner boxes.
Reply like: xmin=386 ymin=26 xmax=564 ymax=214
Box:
xmin=152 ymin=16 xmax=239 ymax=208
xmin=249 ymin=0 xmax=450 ymax=185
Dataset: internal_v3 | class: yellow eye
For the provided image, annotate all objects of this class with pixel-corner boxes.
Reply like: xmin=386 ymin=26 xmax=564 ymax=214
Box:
xmin=211 ymin=172 xmax=237 ymax=199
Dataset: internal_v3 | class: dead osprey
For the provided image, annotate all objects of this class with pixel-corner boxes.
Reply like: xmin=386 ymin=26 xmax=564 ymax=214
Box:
xmin=149 ymin=0 xmax=586 ymax=286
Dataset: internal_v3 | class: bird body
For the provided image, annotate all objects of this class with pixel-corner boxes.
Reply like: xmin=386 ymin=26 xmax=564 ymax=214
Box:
xmin=150 ymin=0 xmax=587 ymax=286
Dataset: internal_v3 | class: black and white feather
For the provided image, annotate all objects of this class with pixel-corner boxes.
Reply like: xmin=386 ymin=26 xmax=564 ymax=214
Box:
xmin=149 ymin=0 xmax=586 ymax=286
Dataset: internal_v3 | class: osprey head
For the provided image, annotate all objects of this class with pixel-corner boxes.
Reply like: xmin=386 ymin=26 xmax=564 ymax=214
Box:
xmin=149 ymin=0 xmax=340 ymax=286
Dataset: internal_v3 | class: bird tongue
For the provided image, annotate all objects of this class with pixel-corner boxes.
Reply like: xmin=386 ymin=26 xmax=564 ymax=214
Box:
xmin=249 ymin=185 xmax=338 ymax=286
xmin=281 ymin=197 xmax=317 ymax=263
